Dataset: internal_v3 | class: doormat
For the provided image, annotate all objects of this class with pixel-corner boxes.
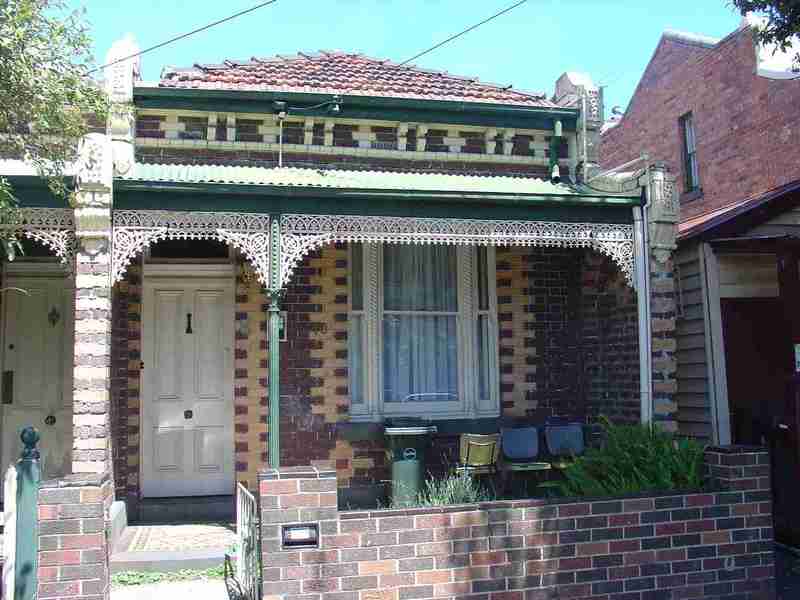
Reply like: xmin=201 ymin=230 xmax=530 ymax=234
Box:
xmin=124 ymin=523 xmax=236 ymax=553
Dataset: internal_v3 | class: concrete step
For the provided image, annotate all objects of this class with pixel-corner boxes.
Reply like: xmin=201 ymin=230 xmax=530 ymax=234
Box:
xmin=110 ymin=548 xmax=226 ymax=574
xmin=135 ymin=496 xmax=234 ymax=524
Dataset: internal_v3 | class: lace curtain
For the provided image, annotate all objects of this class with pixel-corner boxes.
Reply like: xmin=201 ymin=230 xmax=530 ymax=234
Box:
xmin=382 ymin=244 xmax=459 ymax=404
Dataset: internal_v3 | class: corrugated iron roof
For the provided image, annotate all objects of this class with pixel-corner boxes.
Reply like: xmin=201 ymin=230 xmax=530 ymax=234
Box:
xmin=159 ymin=50 xmax=558 ymax=108
xmin=117 ymin=163 xmax=634 ymax=198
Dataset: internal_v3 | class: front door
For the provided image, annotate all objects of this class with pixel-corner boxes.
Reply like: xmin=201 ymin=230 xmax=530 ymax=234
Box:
xmin=721 ymin=298 xmax=796 ymax=543
xmin=0 ymin=276 xmax=73 ymax=499
xmin=142 ymin=276 xmax=234 ymax=497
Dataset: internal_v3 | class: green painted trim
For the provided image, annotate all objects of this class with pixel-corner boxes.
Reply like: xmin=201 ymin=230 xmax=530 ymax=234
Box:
xmin=115 ymin=180 xmax=639 ymax=203
xmin=114 ymin=188 xmax=636 ymax=224
xmin=134 ymin=86 xmax=579 ymax=131
xmin=15 ymin=427 xmax=41 ymax=600
xmin=268 ymin=218 xmax=282 ymax=469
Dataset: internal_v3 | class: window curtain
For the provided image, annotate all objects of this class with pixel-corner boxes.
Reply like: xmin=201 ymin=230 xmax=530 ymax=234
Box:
xmin=382 ymin=244 xmax=459 ymax=403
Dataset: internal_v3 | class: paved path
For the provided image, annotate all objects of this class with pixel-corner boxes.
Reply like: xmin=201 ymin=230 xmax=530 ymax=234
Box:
xmin=112 ymin=579 xmax=227 ymax=600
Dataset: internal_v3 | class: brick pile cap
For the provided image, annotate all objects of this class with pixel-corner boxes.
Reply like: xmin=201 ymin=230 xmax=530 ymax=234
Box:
xmin=159 ymin=50 xmax=556 ymax=107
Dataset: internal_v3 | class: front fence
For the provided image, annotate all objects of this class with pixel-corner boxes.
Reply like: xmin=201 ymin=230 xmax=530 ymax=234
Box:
xmin=226 ymin=482 xmax=262 ymax=600
xmin=1 ymin=428 xmax=41 ymax=600
xmin=259 ymin=448 xmax=775 ymax=600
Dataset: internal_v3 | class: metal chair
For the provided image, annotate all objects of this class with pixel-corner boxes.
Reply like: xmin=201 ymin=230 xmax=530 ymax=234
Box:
xmin=499 ymin=426 xmax=551 ymax=496
xmin=454 ymin=433 xmax=500 ymax=478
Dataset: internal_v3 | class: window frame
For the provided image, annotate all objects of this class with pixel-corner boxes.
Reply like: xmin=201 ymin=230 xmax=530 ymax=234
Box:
xmin=348 ymin=242 xmax=500 ymax=421
xmin=679 ymin=112 xmax=700 ymax=194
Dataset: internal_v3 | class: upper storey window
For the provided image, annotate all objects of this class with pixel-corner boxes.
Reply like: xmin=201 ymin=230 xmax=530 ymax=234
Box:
xmin=679 ymin=112 xmax=700 ymax=194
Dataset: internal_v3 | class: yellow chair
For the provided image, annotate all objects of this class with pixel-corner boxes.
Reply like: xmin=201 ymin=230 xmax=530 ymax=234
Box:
xmin=454 ymin=433 xmax=500 ymax=477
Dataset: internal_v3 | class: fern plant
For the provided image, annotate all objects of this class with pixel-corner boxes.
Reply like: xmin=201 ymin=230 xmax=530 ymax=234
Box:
xmin=547 ymin=418 xmax=706 ymax=497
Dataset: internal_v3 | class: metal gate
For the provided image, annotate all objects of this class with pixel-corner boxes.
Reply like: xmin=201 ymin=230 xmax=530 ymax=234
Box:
xmin=225 ymin=483 xmax=262 ymax=600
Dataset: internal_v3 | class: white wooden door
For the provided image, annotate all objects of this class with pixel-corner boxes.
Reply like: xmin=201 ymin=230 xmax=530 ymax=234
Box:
xmin=142 ymin=278 xmax=234 ymax=497
xmin=0 ymin=277 xmax=74 ymax=499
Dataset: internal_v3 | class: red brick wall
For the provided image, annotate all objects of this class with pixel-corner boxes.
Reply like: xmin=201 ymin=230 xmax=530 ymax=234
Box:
xmin=600 ymin=26 xmax=800 ymax=222
xmin=37 ymin=474 xmax=114 ymax=600
xmin=259 ymin=447 xmax=775 ymax=600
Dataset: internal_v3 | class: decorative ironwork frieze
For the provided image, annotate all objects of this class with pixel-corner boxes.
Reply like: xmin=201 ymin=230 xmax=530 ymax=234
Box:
xmin=0 ymin=208 xmax=76 ymax=266
xmin=280 ymin=214 xmax=635 ymax=288
xmin=111 ymin=210 xmax=271 ymax=284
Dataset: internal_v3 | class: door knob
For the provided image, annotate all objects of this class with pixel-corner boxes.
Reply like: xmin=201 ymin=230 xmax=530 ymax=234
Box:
xmin=184 ymin=410 xmax=193 ymax=420
xmin=44 ymin=415 xmax=56 ymax=426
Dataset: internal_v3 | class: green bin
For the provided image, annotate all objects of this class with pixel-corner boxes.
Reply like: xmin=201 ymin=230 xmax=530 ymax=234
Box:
xmin=384 ymin=420 xmax=437 ymax=506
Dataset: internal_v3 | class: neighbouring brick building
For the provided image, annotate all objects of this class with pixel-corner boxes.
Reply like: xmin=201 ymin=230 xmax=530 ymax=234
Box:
xmin=0 ymin=36 xmax=685 ymax=599
xmin=600 ymin=15 xmax=800 ymax=544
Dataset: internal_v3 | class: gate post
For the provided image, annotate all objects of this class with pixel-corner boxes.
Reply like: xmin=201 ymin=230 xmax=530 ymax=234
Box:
xmin=15 ymin=427 xmax=41 ymax=600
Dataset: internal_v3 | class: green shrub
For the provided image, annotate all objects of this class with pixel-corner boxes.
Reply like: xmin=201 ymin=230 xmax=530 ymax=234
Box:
xmin=547 ymin=418 xmax=706 ymax=497
xmin=392 ymin=473 xmax=495 ymax=508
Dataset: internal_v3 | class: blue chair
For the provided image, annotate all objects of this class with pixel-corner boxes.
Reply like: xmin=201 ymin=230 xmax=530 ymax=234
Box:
xmin=545 ymin=422 xmax=585 ymax=470
xmin=499 ymin=426 xmax=551 ymax=496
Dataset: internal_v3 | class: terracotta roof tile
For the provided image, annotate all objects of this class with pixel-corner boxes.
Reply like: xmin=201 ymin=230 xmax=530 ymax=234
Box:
xmin=159 ymin=50 xmax=556 ymax=107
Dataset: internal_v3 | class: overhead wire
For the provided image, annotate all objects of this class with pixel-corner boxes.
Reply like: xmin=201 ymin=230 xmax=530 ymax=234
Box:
xmin=397 ymin=0 xmax=528 ymax=67
xmin=87 ymin=0 xmax=279 ymax=74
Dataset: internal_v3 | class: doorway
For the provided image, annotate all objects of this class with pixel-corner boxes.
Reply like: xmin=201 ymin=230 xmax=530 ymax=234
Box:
xmin=721 ymin=297 xmax=796 ymax=543
xmin=0 ymin=274 xmax=74 ymax=499
xmin=141 ymin=271 xmax=235 ymax=498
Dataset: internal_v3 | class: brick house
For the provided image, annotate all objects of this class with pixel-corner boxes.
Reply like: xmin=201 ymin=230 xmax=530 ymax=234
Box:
xmin=600 ymin=15 xmax=800 ymax=542
xmin=0 ymin=35 xmax=678 ymax=555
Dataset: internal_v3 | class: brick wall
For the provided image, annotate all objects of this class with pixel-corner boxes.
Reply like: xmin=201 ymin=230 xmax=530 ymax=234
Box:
xmin=234 ymin=260 xmax=270 ymax=490
xmin=259 ymin=447 xmax=775 ymax=600
xmin=273 ymin=245 xmax=641 ymax=494
xmin=581 ymin=254 xmax=640 ymax=423
xmin=110 ymin=261 xmax=141 ymax=519
xmin=37 ymin=474 xmax=114 ymax=600
xmin=600 ymin=25 xmax=800 ymax=222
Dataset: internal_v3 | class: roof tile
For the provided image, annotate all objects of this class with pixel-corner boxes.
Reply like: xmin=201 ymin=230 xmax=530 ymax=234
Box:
xmin=159 ymin=51 xmax=556 ymax=107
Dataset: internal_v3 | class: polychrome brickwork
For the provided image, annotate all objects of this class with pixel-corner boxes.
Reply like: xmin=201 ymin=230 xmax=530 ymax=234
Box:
xmin=234 ymin=261 xmax=270 ymax=490
xmin=37 ymin=474 xmax=114 ymax=600
xmin=259 ymin=447 xmax=775 ymax=600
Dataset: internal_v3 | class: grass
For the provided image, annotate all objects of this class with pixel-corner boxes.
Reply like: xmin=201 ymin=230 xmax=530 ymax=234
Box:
xmin=111 ymin=564 xmax=225 ymax=587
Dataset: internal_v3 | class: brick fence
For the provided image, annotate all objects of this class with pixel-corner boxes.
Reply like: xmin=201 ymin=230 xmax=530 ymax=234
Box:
xmin=36 ymin=473 xmax=113 ymax=600
xmin=260 ymin=446 xmax=774 ymax=600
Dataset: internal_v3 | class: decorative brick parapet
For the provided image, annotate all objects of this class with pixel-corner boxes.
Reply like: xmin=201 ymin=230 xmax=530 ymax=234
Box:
xmin=259 ymin=448 xmax=775 ymax=600
xmin=37 ymin=473 xmax=113 ymax=600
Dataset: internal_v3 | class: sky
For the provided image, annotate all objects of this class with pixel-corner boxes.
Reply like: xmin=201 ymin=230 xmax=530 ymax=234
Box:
xmin=69 ymin=0 xmax=743 ymax=114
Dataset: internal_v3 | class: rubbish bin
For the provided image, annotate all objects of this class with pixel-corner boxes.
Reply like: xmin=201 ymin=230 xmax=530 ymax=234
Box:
xmin=384 ymin=418 xmax=437 ymax=506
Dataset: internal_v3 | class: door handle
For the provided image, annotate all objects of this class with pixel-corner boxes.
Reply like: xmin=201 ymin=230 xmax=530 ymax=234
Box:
xmin=186 ymin=313 xmax=193 ymax=334
xmin=184 ymin=410 xmax=193 ymax=420
xmin=778 ymin=423 xmax=791 ymax=431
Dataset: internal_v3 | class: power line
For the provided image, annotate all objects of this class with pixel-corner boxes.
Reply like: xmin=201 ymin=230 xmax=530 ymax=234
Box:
xmin=397 ymin=0 xmax=527 ymax=67
xmin=87 ymin=0 xmax=279 ymax=74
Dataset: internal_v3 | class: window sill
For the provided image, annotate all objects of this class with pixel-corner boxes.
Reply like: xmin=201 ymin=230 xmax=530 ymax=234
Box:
xmin=680 ymin=188 xmax=704 ymax=203
xmin=337 ymin=416 xmax=501 ymax=441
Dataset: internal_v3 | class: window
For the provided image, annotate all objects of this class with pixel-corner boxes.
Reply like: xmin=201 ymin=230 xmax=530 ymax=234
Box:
xmin=236 ymin=119 xmax=264 ymax=143
xmin=680 ymin=112 xmax=700 ymax=193
xmin=349 ymin=243 xmax=499 ymax=421
xmin=178 ymin=116 xmax=208 ymax=140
